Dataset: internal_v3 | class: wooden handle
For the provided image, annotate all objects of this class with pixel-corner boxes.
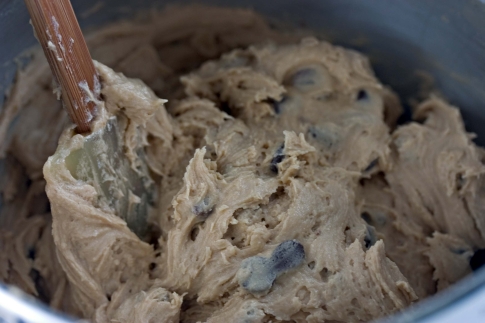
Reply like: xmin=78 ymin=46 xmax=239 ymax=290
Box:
xmin=25 ymin=0 xmax=98 ymax=133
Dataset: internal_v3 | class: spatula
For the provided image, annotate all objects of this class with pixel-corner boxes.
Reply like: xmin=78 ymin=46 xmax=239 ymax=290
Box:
xmin=25 ymin=0 xmax=152 ymax=238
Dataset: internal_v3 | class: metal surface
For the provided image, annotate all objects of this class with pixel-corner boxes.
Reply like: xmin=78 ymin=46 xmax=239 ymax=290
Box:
xmin=1 ymin=0 xmax=485 ymax=322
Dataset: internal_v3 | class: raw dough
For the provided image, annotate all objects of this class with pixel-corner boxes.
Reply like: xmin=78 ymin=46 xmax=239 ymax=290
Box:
xmin=2 ymin=5 xmax=485 ymax=323
xmin=0 ymin=6 xmax=298 ymax=319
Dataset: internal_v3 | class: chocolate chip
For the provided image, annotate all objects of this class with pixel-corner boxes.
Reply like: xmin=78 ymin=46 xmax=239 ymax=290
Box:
xmin=470 ymin=249 xmax=485 ymax=271
xmin=271 ymin=240 xmax=306 ymax=273
xmin=290 ymin=68 xmax=318 ymax=87
xmin=238 ymin=240 xmax=305 ymax=294
xmin=29 ymin=269 xmax=49 ymax=303
xmin=270 ymin=144 xmax=285 ymax=174
xmin=357 ymin=90 xmax=368 ymax=101
xmin=28 ymin=247 xmax=36 ymax=260
xmin=192 ymin=197 xmax=214 ymax=218
xmin=270 ymin=95 xmax=288 ymax=114
xmin=364 ymin=225 xmax=377 ymax=249
xmin=364 ymin=159 xmax=378 ymax=172
xmin=364 ymin=236 xmax=373 ymax=249
xmin=270 ymin=155 xmax=284 ymax=173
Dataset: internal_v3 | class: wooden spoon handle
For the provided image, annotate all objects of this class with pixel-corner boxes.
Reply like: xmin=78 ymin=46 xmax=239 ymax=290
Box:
xmin=25 ymin=0 xmax=98 ymax=133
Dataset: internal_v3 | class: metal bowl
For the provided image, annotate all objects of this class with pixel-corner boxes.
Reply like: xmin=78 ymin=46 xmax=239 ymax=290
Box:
xmin=1 ymin=0 xmax=484 ymax=322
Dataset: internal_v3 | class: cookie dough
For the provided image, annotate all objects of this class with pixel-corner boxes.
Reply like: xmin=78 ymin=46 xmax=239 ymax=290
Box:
xmin=0 ymin=6 xmax=297 ymax=319
xmin=2 ymin=5 xmax=485 ymax=323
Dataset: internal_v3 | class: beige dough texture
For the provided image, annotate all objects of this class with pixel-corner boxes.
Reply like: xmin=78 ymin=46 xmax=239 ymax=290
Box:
xmin=1 ymin=5 xmax=485 ymax=323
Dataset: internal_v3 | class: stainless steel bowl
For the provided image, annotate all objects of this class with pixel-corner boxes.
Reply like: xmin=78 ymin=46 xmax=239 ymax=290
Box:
xmin=1 ymin=0 xmax=485 ymax=322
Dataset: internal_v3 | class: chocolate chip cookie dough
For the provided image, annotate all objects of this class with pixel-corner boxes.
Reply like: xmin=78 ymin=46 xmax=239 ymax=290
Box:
xmin=2 ymin=5 xmax=485 ymax=323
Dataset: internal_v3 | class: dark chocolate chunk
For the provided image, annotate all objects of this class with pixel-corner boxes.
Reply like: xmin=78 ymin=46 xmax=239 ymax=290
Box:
xmin=470 ymin=249 xmax=485 ymax=271
xmin=309 ymin=128 xmax=317 ymax=138
xmin=290 ymin=68 xmax=318 ymax=87
xmin=270 ymin=144 xmax=285 ymax=174
xmin=364 ymin=225 xmax=377 ymax=249
xmin=284 ymin=64 xmax=331 ymax=93
xmin=192 ymin=197 xmax=214 ymax=218
xmin=357 ymin=89 xmax=368 ymax=101
xmin=29 ymin=269 xmax=49 ymax=303
xmin=270 ymin=155 xmax=284 ymax=171
xmin=364 ymin=158 xmax=378 ymax=172
xmin=270 ymin=95 xmax=288 ymax=114
xmin=238 ymin=240 xmax=305 ymax=294
xmin=28 ymin=247 xmax=36 ymax=260
xmin=270 ymin=240 xmax=306 ymax=273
